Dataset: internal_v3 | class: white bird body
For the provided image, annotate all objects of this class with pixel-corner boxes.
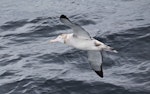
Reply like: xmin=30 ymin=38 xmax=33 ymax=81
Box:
xmin=50 ymin=15 xmax=117 ymax=78
xmin=65 ymin=33 xmax=106 ymax=51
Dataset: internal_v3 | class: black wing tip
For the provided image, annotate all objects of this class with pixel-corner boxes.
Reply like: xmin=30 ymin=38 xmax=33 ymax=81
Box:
xmin=95 ymin=71 xmax=103 ymax=78
xmin=95 ymin=64 xmax=103 ymax=78
xmin=60 ymin=15 xmax=68 ymax=19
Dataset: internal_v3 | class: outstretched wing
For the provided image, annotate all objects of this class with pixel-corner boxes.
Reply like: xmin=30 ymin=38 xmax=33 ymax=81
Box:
xmin=87 ymin=50 xmax=103 ymax=78
xmin=60 ymin=15 xmax=91 ymax=39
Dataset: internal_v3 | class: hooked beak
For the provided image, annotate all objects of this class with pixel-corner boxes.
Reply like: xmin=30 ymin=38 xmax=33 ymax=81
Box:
xmin=49 ymin=38 xmax=58 ymax=43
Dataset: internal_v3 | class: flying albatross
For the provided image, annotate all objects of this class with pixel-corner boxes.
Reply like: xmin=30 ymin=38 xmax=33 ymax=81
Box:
xmin=50 ymin=15 xmax=117 ymax=78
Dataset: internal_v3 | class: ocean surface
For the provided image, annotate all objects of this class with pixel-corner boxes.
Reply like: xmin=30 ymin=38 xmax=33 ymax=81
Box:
xmin=0 ymin=0 xmax=150 ymax=94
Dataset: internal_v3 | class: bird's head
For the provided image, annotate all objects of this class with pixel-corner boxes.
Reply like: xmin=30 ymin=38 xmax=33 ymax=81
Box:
xmin=49 ymin=34 xmax=67 ymax=43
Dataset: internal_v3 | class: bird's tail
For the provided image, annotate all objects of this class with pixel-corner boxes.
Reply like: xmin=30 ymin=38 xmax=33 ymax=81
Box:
xmin=103 ymin=45 xmax=118 ymax=53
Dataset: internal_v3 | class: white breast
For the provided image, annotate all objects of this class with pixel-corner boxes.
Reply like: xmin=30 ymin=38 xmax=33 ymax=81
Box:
xmin=65 ymin=35 xmax=100 ymax=50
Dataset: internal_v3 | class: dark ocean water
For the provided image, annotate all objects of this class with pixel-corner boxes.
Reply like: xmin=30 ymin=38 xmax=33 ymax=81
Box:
xmin=0 ymin=0 xmax=150 ymax=94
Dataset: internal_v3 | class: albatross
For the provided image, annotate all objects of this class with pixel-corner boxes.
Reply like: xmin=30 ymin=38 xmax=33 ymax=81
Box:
xmin=50 ymin=15 xmax=117 ymax=78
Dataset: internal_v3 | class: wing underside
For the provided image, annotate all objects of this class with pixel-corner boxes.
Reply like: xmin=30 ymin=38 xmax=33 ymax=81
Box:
xmin=87 ymin=50 xmax=103 ymax=78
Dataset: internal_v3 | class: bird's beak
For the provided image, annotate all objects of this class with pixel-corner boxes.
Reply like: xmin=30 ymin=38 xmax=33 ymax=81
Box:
xmin=49 ymin=38 xmax=58 ymax=43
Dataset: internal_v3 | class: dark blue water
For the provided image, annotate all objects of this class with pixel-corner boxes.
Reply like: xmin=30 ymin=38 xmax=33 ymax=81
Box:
xmin=0 ymin=0 xmax=150 ymax=94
